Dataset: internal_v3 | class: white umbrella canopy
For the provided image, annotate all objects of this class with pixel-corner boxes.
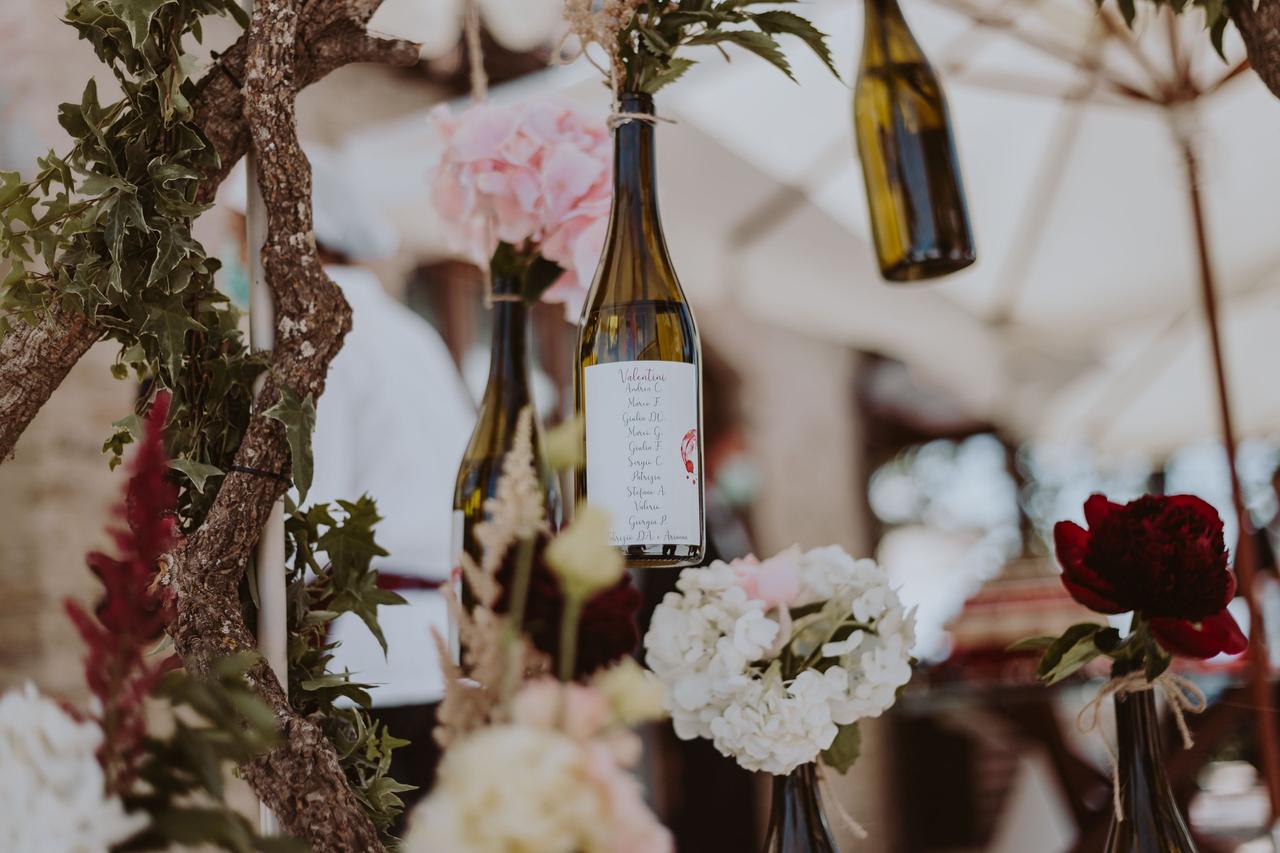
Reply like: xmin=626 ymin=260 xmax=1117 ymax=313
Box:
xmin=339 ymin=62 xmax=1025 ymax=420
xmin=350 ymin=0 xmax=1280 ymax=453
xmin=653 ymin=0 xmax=1280 ymax=450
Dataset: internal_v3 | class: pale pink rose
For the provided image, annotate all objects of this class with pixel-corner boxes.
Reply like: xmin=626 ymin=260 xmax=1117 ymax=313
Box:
xmin=732 ymin=547 xmax=803 ymax=609
xmin=583 ymin=741 xmax=675 ymax=853
xmin=511 ymin=678 xmax=612 ymax=741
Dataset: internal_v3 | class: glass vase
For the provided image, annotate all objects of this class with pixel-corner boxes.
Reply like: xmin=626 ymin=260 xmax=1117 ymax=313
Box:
xmin=762 ymin=763 xmax=839 ymax=853
xmin=1103 ymin=689 xmax=1198 ymax=852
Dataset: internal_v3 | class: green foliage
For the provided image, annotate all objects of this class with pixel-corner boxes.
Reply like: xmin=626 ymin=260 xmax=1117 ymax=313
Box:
xmin=264 ymin=386 xmax=317 ymax=502
xmin=616 ymin=0 xmax=838 ymax=94
xmin=821 ymin=721 xmax=861 ymax=774
xmin=1 ymin=0 xmax=414 ymax=846
xmin=1013 ymin=616 xmax=1171 ymax=685
xmin=121 ymin=653 xmax=303 ymax=853
xmin=1099 ymin=0 xmax=1232 ymax=58
xmin=0 ymin=0 xmax=262 ymax=524
xmin=489 ymin=240 xmax=564 ymax=303
xmin=283 ymin=497 xmax=414 ymax=843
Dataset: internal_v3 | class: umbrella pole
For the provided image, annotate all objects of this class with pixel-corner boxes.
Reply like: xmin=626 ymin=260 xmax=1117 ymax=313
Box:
xmin=243 ymin=0 xmax=289 ymax=834
xmin=1181 ymin=133 xmax=1280 ymax=821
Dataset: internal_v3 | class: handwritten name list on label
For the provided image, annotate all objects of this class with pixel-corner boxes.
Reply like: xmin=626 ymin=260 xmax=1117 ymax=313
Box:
xmin=585 ymin=361 xmax=699 ymax=547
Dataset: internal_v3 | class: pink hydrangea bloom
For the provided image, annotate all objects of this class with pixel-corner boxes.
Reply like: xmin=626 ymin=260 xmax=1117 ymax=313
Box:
xmin=429 ymin=99 xmax=613 ymax=320
xmin=730 ymin=547 xmax=803 ymax=609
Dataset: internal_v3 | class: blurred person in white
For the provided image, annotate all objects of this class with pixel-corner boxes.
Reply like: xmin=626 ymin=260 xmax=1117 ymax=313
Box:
xmin=223 ymin=148 xmax=475 ymax=816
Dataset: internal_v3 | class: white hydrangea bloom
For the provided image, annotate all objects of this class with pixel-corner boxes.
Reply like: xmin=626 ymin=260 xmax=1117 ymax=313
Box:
xmin=404 ymin=724 xmax=672 ymax=853
xmin=0 ymin=684 xmax=146 ymax=852
xmin=644 ymin=546 xmax=916 ymax=775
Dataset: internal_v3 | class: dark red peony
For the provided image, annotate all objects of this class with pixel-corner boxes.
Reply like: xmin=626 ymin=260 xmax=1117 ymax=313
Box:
xmin=1053 ymin=493 xmax=1247 ymax=659
xmin=495 ymin=537 xmax=641 ymax=679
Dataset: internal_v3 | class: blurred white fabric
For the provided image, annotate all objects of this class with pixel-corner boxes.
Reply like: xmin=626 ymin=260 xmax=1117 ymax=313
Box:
xmin=312 ymin=264 xmax=475 ymax=706
xmin=345 ymin=0 xmax=1280 ymax=459
xmin=221 ymin=147 xmax=400 ymax=262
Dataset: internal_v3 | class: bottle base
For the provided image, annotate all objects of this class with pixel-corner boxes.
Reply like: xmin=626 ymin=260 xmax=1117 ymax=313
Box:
xmin=880 ymin=248 xmax=975 ymax=283
xmin=622 ymin=543 xmax=703 ymax=570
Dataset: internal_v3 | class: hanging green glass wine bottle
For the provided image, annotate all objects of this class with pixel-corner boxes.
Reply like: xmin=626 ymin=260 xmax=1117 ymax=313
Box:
xmin=1104 ymin=681 xmax=1198 ymax=853
xmin=452 ymin=275 xmax=563 ymax=592
xmin=574 ymin=93 xmax=705 ymax=570
xmin=854 ymin=0 xmax=976 ymax=282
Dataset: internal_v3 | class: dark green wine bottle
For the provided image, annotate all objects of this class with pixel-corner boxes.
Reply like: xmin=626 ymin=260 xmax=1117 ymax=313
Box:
xmin=761 ymin=764 xmax=839 ymax=853
xmin=452 ymin=275 xmax=562 ymax=583
xmin=574 ymin=92 xmax=705 ymax=570
xmin=854 ymin=0 xmax=976 ymax=282
xmin=1104 ymin=687 xmax=1198 ymax=852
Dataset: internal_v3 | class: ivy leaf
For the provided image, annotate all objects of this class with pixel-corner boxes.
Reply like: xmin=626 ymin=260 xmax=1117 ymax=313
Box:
xmin=140 ymin=298 xmax=204 ymax=378
xmin=821 ymin=721 xmax=861 ymax=774
xmin=263 ymin=385 xmax=316 ymax=501
xmin=107 ymin=0 xmax=173 ymax=48
xmin=169 ymin=458 xmax=224 ymax=493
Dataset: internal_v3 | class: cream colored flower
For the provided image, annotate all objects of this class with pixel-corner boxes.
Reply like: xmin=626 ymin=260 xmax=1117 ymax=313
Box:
xmin=0 ymin=684 xmax=148 ymax=851
xmin=474 ymin=407 xmax=546 ymax=574
xmin=403 ymin=723 xmax=671 ymax=853
xmin=543 ymin=415 xmax=584 ymax=472
xmin=592 ymin=659 xmax=668 ymax=726
xmin=545 ymin=503 xmax=624 ymax=600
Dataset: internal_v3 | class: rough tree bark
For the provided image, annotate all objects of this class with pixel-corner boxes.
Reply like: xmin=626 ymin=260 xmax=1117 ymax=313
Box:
xmin=163 ymin=2 xmax=416 ymax=850
xmin=0 ymin=307 xmax=100 ymax=461
xmin=1233 ymin=0 xmax=1280 ymax=99
xmin=0 ymin=0 xmax=415 ymax=849
xmin=0 ymin=0 xmax=417 ymax=463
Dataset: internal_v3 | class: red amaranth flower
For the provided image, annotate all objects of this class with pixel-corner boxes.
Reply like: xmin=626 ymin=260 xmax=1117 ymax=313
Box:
xmin=1053 ymin=493 xmax=1247 ymax=659
xmin=65 ymin=392 xmax=180 ymax=793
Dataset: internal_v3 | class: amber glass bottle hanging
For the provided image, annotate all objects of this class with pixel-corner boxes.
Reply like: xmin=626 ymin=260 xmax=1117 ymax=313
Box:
xmin=574 ymin=92 xmax=705 ymax=570
xmin=854 ymin=0 xmax=976 ymax=282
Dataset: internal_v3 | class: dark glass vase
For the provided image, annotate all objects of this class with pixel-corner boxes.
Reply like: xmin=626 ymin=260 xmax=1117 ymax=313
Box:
xmin=451 ymin=275 xmax=562 ymax=620
xmin=762 ymin=764 xmax=839 ymax=853
xmin=1103 ymin=689 xmax=1198 ymax=852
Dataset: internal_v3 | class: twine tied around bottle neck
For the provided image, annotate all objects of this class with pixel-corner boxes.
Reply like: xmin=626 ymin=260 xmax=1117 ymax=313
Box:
xmin=463 ymin=0 xmax=488 ymax=103
xmin=1075 ymin=670 xmax=1207 ymax=822
xmin=817 ymin=763 xmax=869 ymax=841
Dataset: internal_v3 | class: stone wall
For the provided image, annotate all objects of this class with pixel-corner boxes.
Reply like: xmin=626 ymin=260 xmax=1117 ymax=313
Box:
xmin=0 ymin=342 xmax=132 ymax=699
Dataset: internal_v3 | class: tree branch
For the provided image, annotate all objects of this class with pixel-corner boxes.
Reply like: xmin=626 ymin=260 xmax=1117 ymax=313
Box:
xmin=0 ymin=0 xmax=417 ymax=465
xmin=167 ymin=2 xmax=417 ymax=850
xmin=194 ymin=0 xmax=418 ymax=203
xmin=1233 ymin=0 xmax=1280 ymax=99
xmin=0 ymin=306 xmax=101 ymax=461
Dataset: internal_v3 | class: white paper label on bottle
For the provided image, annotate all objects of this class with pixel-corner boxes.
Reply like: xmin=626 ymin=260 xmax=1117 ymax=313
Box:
xmin=584 ymin=360 xmax=700 ymax=547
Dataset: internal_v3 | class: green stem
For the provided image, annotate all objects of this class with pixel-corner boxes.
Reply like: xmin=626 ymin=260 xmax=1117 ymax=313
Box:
xmin=506 ymin=536 xmax=536 ymax=637
xmin=498 ymin=536 xmax=538 ymax=708
xmin=559 ymin=596 xmax=583 ymax=683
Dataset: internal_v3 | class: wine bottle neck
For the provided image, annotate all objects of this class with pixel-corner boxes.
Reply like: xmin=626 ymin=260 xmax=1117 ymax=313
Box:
xmin=763 ymin=764 xmax=838 ymax=853
xmin=610 ymin=92 xmax=662 ymax=233
xmin=483 ymin=277 xmax=533 ymax=409
xmin=1114 ymin=690 xmax=1180 ymax=816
